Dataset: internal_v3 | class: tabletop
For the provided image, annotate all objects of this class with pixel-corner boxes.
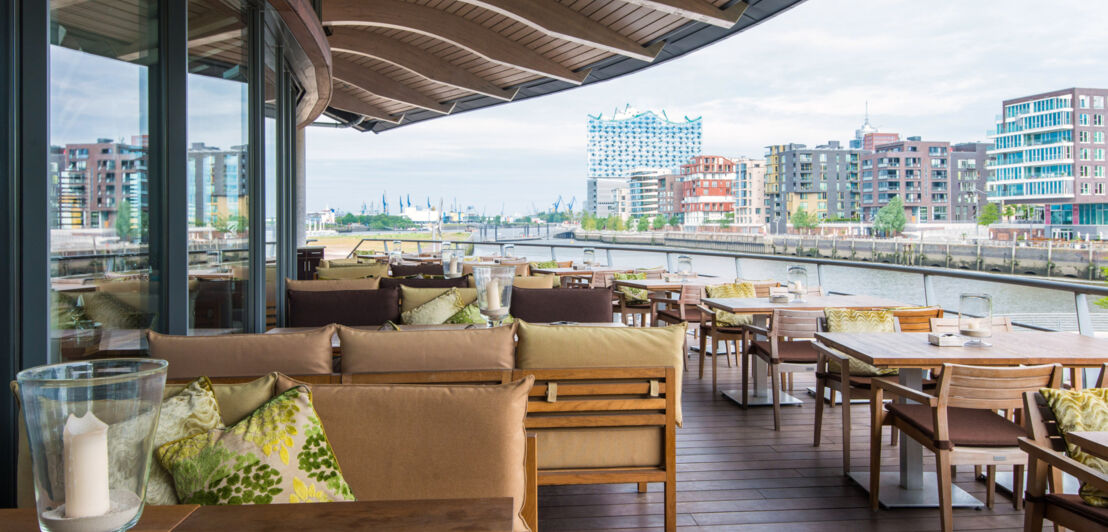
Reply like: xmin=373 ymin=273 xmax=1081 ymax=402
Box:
xmin=530 ymin=266 xmax=631 ymax=275
xmin=1066 ymin=431 xmax=1108 ymax=458
xmin=703 ymin=294 xmax=906 ymax=314
xmin=0 ymin=498 xmax=514 ymax=532
xmin=814 ymin=331 xmax=1108 ymax=368
xmin=613 ymin=277 xmax=717 ymax=291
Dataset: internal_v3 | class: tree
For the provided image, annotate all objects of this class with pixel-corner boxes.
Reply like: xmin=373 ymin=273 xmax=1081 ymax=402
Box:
xmin=652 ymin=215 xmax=666 ymax=230
xmin=977 ymin=203 xmax=1000 ymax=226
xmin=636 ymin=217 xmax=649 ymax=232
xmin=339 ymin=212 xmax=357 ymax=225
xmin=790 ymin=209 xmax=817 ymax=232
xmin=115 ymin=200 xmax=135 ymax=242
xmin=667 ymin=215 xmax=680 ymax=228
xmin=873 ymin=195 xmax=907 ymax=236
xmin=1003 ymin=204 xmax=1016 ymax=222
xmin=719 ymin=212 xmax=734 ymax=229
xmin=580 ymin=214 xmax=597 ymax=231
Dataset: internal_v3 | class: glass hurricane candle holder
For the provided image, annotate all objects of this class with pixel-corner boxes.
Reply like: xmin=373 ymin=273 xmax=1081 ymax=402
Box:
xmin=788 ymin=265 xmax=809 ymax=302
xmin=18 ymin=359 xmax=168 ymax=532
xmin=582 ymin=248 xmax=596 ymax=268
xmin=502 ymin=244 xmax=515 ymax=258
xmin=474 ymin=265 xmax=515 ymax=327
xmin=959 ymin=293 xmax=993 ymax=347
xmin=676 ymin=255 xmax=693 ymax=281
xmin=442 ymin=246 xmax=463 ymax=279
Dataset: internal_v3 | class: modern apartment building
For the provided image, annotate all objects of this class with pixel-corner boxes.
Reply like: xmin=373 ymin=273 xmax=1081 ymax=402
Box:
xmin=764 ymin=141 xmax=861 ymax=233
xmin=586 ymin=105 xmax=702 ymax=180
xmin=732 ymin=157 xmax=766 ymax=233
xmin=627 ymin=167 xmax=665 ymax=217
xmin=52 ymin=137 xmax=149 ymax=230
xmin=987 ymin=88 xmax=1108 ymax=236
xmin=951 ymin=142 xmax=991 ymax=222
xmin=676 ymin=155 xmax=736 ymax=227
xmin=186 ymin=142 xmax=248 ymax=227
xmin=860 ymin=137 xmax=987 ymax=223
xmin=585 ymin=177 xmax=628 ymax=218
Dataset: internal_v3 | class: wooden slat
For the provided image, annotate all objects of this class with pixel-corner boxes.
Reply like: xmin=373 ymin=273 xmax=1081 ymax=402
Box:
xmin=538 ymin=467 xmax=666 ymax=486
xmin=527 ymin=382 xmax=667 ymax=396
xmin=527 ymin=398 xmax=666 ymax=412
xmin=332 ymin=55 xmax=453 ymax=114
xmin=328 ymin=87 xmax=404 ymax=124
xmin=617 ymin=0 xmax=748 ymax=28
xmin=324 ymin=0 xmax=590 ymax=84
xmin=516 ymin=367 xmax=668 ymax=380
xmin=525 ymin=413 xmax=666 ymax=428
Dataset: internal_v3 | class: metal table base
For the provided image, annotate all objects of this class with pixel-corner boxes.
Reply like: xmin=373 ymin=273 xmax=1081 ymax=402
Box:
xmin=848 ymin=472 xmax=983 ymax=508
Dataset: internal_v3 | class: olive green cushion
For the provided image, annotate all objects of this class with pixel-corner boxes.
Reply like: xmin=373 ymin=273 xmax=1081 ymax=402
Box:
xmin=613 ymin=272 xmax=648 ymax=303
xmin=399 ymin=286 xmax=477 ymax=313
xmin=705 ymin=282 xmax=755 ymax=327
xmin=142 ymin=377 xmax=225 ymax=505
xmin=529 ymin=260 xmax=558 ymax=270
xmin=824 ymin=308 xmax=898 ymax=377
xmin=1039 ymin=387 xmax=1108 ymax=506
xmin=400 ymin=287 xmax=468 ymax=325
xmin=445 ymin=304 xmax=514 ymax=325
xmin=158 ymin=385 xmax=354 ymax=505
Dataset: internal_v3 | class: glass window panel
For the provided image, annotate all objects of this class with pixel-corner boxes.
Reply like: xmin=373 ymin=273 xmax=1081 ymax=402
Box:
xmin=187 ymin=0 xmax=249 ymax=332
xmin=48 ymin=0 xmax=158 ymax=361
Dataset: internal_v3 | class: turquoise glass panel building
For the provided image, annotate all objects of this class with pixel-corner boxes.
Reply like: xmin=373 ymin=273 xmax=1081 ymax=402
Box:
xmin=587 ymin=106 xmax=702 ymax=178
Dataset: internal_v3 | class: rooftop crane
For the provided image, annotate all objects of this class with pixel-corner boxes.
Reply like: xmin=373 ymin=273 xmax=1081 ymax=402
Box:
xmin=552 ymin=195 xmax=562 ymax=213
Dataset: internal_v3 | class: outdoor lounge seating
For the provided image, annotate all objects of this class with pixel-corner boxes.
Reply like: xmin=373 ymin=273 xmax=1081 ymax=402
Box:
xmin=511 ymin=287 xmax=614 ymax=323
xmin=390 ymin=262 xmax=445 ymax=277
xmin=286 ymin=287 xmax=402 ymax=327
xmin=869 ymin=363 xmax=1063 ymax=532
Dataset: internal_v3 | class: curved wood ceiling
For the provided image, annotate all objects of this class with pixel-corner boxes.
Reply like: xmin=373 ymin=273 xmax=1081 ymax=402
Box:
xmin=319 ymin=0 xmax=806 ymax=133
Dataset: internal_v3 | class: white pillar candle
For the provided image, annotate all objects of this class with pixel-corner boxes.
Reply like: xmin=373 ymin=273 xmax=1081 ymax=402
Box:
xmin=486 ymin=279 xmax=502 ymax=312
xmin=450 ymin=256 xmax=460 ymax=275
xmin=63 ymin=412 xmax=110 ymax=518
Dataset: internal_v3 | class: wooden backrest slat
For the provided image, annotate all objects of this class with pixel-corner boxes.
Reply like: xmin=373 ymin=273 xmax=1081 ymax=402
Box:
xmin=772 ymin=309 xmax=825 ymax=338
xmin=527 ymin=398 xmax=667 ymax=413
xmin=746 ymin=280 xmax=780 ymax=298
xmin=525 ymin=413 xmax=666 ymax=429
xmin=930 ymin=316 xmax=1013 ymax=334
xmin=893 ymin=307 xmax=943 ymax=333
xmin=527 ymin=382 xmax=667 ymax=397
xmin=941 ymin=363 xmax=1059 ymax=410
xmin=514 ymin=367 xmax=668 ymax=380
xmin=678 ymin=284 xmax=704 ymax=304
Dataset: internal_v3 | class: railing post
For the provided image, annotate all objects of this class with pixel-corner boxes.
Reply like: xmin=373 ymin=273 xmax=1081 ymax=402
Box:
xmin=384 ymin=240 xmax=390 ymax=253
xmin=816 ymin=263 xmax=825 ymax=291
xmin=1075 ymin=293 xmax=1094 ymax=337
xmin=923 ymin=274 xmax=936 ymax=306
xmin=416 ymin=241 xmax=423 ymax=254
xmin=550 ymin=247 xmax=557 ymax=261
xmin=734 ymin=257 xmax=743 ymax=280
xmin=606 ymin=248 xmax=614 ymax=267
xmin=666 ymin=252 xmax=674 ymax=272
xmin=499 ymin=243 xmax=506 ymax=256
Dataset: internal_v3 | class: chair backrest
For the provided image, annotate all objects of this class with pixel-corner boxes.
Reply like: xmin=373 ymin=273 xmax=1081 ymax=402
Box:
xmin=636 ymin=267 xmax=665 ymax=279
xmin=744 ymin=280 xmax=780 ymax=298
xmin=930 ymin=316 xmax=1013 ymax=334
xmin=769 ymin=309 xmax=825 ymax=339
xmin=677 ymin=284 xmax=704 ymax=305
xmin=560 ymin=273 xmax=593 ymax=289
xmin=593 ymin=271 xmax=615 ymax=288
xmin=805 ymin=285 xmax=826 ymax=296
xmin=892 ymin=307 xmax=944 ymax=332
xmin=498 ymin=260 xmax=530 ymax=277
xmin=938 ymin=363 xmax=1061 ymax=411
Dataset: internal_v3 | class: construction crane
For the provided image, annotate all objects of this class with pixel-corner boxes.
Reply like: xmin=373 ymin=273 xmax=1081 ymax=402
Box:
xmin=552 ymin=195 xmax=562 ymax=213
xmin=566 ymin=196 xmax=576 ymax=214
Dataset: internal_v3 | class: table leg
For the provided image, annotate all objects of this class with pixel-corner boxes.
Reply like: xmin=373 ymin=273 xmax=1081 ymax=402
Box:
xmin=899 ymin=369 xmax=924 ymax=490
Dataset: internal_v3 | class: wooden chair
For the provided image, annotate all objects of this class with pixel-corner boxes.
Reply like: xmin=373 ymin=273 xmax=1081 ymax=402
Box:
xmin=929 ymin=316 xmax=1013 ymax=334
xmin=695 ymin=303 xmax=744 ymax=394
xmin=869 ymin=363 xmax=1063 ymax=532
xmin=742 ymin=309 xmax=825 ymax=430
xmin=560 ymin=272 xmax=593 ymax=289
xmin=652 ymin=284 xmax=706 ymax=370
xmin=743 ymin=279 xmax=781 ymax=298
xmin=1021 ymin=363 xmax=1108 ymax=532
xmin=636 ymin=267 xmax=666 ymax=279
xmin=812 ymin=318 xmax=907 ymax=476
xmin=615 ymin=287 xmax=652 ymax=327
xmin=892 ymin=306 xmax=944 ymax=332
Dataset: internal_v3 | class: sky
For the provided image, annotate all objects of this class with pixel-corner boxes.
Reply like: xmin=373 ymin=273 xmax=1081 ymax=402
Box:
xmin=304 ymin=0 xmax=1108 ymax=216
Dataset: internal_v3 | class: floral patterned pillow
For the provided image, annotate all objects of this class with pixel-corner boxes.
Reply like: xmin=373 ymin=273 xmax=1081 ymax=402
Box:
xmin=157 ymin=385 xmax=354 ymax=505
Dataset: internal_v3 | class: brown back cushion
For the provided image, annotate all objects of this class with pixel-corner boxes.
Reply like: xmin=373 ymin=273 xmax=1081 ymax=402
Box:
xmin=285 ymin=278 xmax=380 ymax=291
xmin=511 ymin=287 xmax=614 ymax=323
xmin=338 ymin=324 xmax=516 ymax=372
xmin=390 ymin=263 xmax=444 ymax=277
xmin=378 ymin=276 xmax=469 ymax=290
xmin=148 ymin=327 xmax=335 ymax=379
xmin=310 ymin=378 xmax=533 ymax=531
xmin=286 ymin=288 xmax=400 ymax=327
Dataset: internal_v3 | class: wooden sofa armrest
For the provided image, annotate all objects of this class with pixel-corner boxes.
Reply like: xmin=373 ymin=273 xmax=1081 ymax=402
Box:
xmin=524 ymin=432 xmax=538 ymax=532
xmin=871 ymin=377 xmax=938 ymax=406
xmin=1019 ymin=437 xmax=1108 ymax=494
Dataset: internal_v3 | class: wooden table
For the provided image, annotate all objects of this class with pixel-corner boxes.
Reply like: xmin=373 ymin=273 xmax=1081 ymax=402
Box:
xmin=814 ymin=331 xmax=1108 ymax=509
xmin=611 ymin=277 xmax=717 ymax=291
xmin=701 ymin=295 xmax=909 ymax=408
xmin=529 ymin=266 xmax=631 ymax=276
xmin=1067 ymin=431 xmax=1108 ymax=458
xmin=0 ymin=498 xmax=514 ymax=532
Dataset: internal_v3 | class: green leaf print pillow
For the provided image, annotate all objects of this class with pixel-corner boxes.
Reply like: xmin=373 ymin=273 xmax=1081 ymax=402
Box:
xmin=157 ymin=385 xmax=354 ymax=505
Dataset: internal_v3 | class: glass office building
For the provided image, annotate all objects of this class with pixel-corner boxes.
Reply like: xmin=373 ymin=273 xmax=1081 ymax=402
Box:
xmin=587 ymin=106 xmax=702 ymax=179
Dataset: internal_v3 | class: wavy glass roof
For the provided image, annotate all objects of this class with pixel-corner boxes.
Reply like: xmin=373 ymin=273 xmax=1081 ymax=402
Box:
xmin=319 ymin=0 xmax=806 ymax=133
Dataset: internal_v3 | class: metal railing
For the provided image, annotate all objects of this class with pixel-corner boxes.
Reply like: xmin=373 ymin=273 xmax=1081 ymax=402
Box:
xmin=349 ymin=236 xmax=1108 ymax=336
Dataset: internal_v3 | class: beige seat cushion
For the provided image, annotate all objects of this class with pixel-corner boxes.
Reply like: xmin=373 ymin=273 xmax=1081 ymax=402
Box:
xmin=338 ymin=324 xmax=516 ymax=372
xmin=399 ymin=286 xmax=477 ymax=313
xmin=515 ymin=321 xmax=686 ymax=426
xmin=316 ymin=263 xmax=388 ymax=280
xmin=149 ymin=327 xmax=335 ymax=379
xmin=512 ymin=276 xmax=555 ymax=289
xmin=285 ymin=277 xmax=380 ymax=291
xmin=310 ymin=378 xmax=534 ymax=531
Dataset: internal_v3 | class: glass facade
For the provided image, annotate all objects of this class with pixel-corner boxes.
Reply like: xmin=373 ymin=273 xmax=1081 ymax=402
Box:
xmin=586 ymin=109 xmax=702 ymax=178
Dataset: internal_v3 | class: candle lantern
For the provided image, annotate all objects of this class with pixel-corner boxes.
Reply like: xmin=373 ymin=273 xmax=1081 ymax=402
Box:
xmin=787 ymin=265 xmax=809 ymax=302
xmin=474 ymin=266 xmax=515 ymax=327
xmin=676 ymin=255 xmax=693 ymax=281
xmin=582 ymin=248 xmax=596 ymax=267
xmin=502 ymin=244 xmax=515 ymax=258
xmin=959 ymin=293 xmax=993 ymax=347
xmin=18 ymin=359 xmax=168 ymax=532
xmin=442 ymin=245 xmax=463 ymax=279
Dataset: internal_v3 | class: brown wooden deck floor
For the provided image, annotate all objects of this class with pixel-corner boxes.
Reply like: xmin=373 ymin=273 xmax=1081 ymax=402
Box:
xmin=538 ymin=354 xmax=1026 ymax=531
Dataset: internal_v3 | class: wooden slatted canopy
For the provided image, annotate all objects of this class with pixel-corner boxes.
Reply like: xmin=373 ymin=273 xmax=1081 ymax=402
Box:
xmin=320 ymin=0 xmax=805 ymax=133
